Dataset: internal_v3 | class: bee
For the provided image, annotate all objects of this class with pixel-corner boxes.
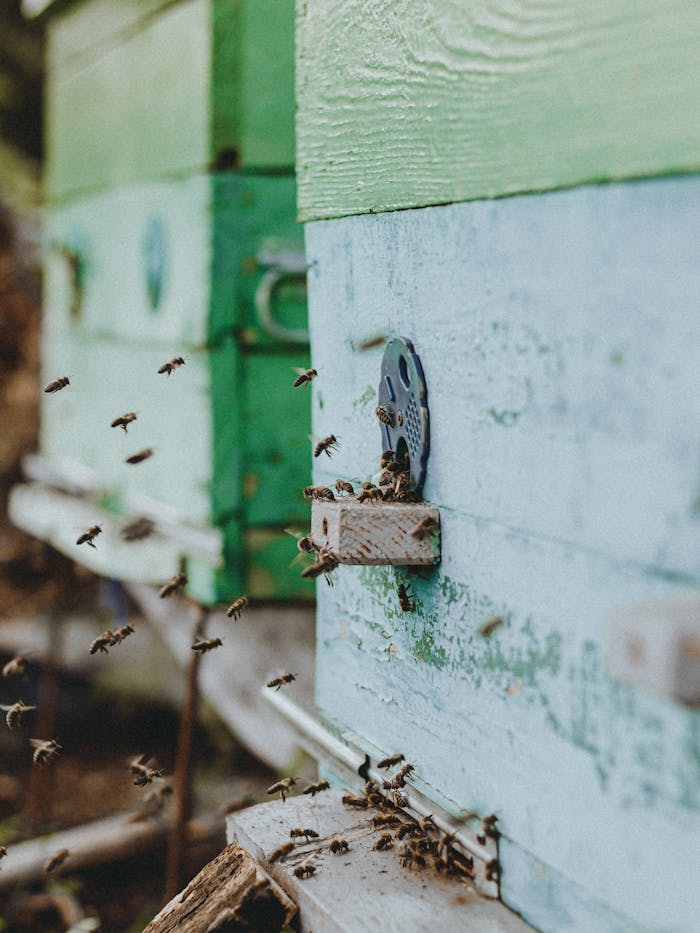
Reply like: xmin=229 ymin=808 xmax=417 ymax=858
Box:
xmin=0 ymin=845 xmax=7 ymax=861
xmin=290 ymin=828 xmax=319 ymax=843
xmin=293 ymin=368 xmax=317 ymax=388
xmin=268 ymin=841 xmax=295 ymax=863
xmin=226 ymin=596 xmax=248 ymax=620
xmin=266 ymin=673 xmax=297 ymax=691
xmin=267 ymin=776 xmax=297 ymax=802
xmin=111 ymin=411 xmax=137 ymax=433
xmin=285 ymin=529 xmax=316 ymax=553
xmin=380 ymin=450 xmax=395 ymax=468
xmin=419 ymin=815 xmax=436 ymax=833
xmin=358 ymin=334 xmax=387 ymax=351
xmin=113 ymin=624 xmax=135 ymax=644
xmin=44 ymin=376 xmax=70 ymax=394
xmin=293 ymin=862 xmax=316 ymax=879
xmin=329 ymin=838 xmax=349 ymax=854
xmin=373 ymin=833 xmax=393 ymax=851
xmin=481 ymin=813 xmax=499 ymax=838
xmin=410 ymin=516 xmax=437 ymax=540
xmin=399 ymin=843 xmax=426 ymax=870
xmin=76 ymin=524 xmax=102 ymax=548
xmin=394 ymin=763 xmax=415 ymax=783
xmin=126 ymin=448 xmax=153 ymax=465
xmin=395 ymin=822 xmax=420 ymax=840
xmin=393 ymin=473 xmax=417 ymax=502
xmin=381 ymin=485 xmax=395 ymax=502
xmin=192 ymin=637 xmax=222 ymax=653
xmin=159 ymin=573 xmax=188 ymax=598
xmin=129 ymin=755 xmax=165 ymax=786
xmin=89 ymin=630 xmax=116 ymax=655
xmin=313 ymin=435 xmax=339 ymax=458
xmin=357 ymin=486 xmax=383 ymax=503
xmin=302 ymin=780 xmax=330 ymax=797
xmin=397 ymin=584 xmax=415 ymax=613
xmin=0 ymin=700 xmax=36 ymax=730
xmin=341 ymin=794 xmax=368 ymax=809
xmin=303 ymin=485 xmax=334 ymax=501
xmin=44 ymin=848 xmax=70 ymax=874
xmin=121 ymin=517 xmax=155 ymax=541
xmin=158 ymin=356 xmax=185 ymax=376
xmin=391 ymin=791 xmax=408 ymax=808
xmin=372 ymin=814 xmax=400 ymax=828
xmin=479 ymin=617 xmax=504 ymax=638
xmin=375 ymin=405 xmax=394 ymax=426
xmin=335 ymin=480 xmax=354 ymax=496
xmin=485 ymin=858 xmax=499 ymax=882
xmin=300 ymin=553 xmax=338 ymax=582
xmin=377 ymin=753 xmax=405 ymax=770
xmin=2 ymin=656 xmax=29 ymax=678
xmin=30 ymin=738 xmax=62 ymax=766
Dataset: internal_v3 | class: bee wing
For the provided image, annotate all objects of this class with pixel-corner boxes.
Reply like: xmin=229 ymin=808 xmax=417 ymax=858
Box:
xmin=0 ymin=704 xmax=12 ymax=711
xmin=283 ymin=527 xmax=305 ymax=540
xmin=29 ymin=738 xmax=46 ymax=748
xmin=292 ymin=367 xmax=312 ymax=375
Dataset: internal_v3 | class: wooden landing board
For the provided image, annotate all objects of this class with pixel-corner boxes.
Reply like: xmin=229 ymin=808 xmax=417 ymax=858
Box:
xmin=296 ymin=0 xmax=700 ymax=221
xmin=227 ymin=792 xmax=532 ymax=933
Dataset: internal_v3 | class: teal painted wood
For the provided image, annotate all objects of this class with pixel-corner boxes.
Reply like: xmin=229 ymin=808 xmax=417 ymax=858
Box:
xmin=304 ymin=176 xmax=700 ymax=932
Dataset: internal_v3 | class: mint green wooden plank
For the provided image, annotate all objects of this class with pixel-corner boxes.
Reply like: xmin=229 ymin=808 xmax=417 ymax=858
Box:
xmin=296 ymin=0 xmax=700 ymax=220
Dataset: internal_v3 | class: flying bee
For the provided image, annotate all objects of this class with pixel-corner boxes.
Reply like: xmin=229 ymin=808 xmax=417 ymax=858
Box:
xmin=303 ymin=485 xmax=334 ymax=501
xmin=113 ymin=624 xmax=135 ymax=644
xmin=376 ymin=405 xmax=394 ymax=426
xmin=158 ymin=356 xmax=185 ymax=376
xmin=266 ymin=673 xmax=297 ymax=691
xmin=76 ymin=524 xmax=102 ymax=548
xmin=335 ymin=480 xmax=354 ymax=496
xmin=377 ymin=753 xmax=405 ymax=770
xmin=479 ymin=617 xmax=504 ymax=638
xmin=373 ymin=833 xmax=393 ymax=851
xmin=110 ymin=411 xmax=137 ymax=433
xmin=372 ymin=814 xmax=400 ymax=828
xmin=267 ymin=776 xmax=297 ymax=802
xmin=302 ymin=780 xmax=330 ymax=797
xmin=290 ymin=828 xmax=319 ymax=843
xmin=411 ymin=516 xmax=438 ymax=540
xmin=397 ymin=583 xmax=415 ymax=613
xmin=341 ymin=794 xmax=368 ymax=809
xmin=268 ymin=841 xmax=295 ymax=863
xmin=329 ymin=838 xmax=349 ymax=854
xmin=44 ymin=848 xmax=70 ymax=874
xmin=44 ymin=376 xmax=70 ymax=394
xmin=395 ymin=763 xmax=415 ymax=782
xmin=121 ymin=517 xmax=155 ymax=541
xmin=285 ymin=528 xmax=316 ymax=553
xmin=89 ymin=630 xmax=116 ymax=655
xmin=419 ymin=815 xmax=436 ymax=833
xmin=126 ymin=448 xmax=153 ymax=465
xmin=300 ymin=553 xmax=338 ymax=583
xmin=293 ymin=862 xmax=316 ymax=879
xmin=292 ymin=367 xmax=317 ymax=388
xmin=357 ymin=486 xmax=383 ymax=503
xmin=30 ymin=738 xmax=62 ymax=766
xmin=129 ymin=755 xmax=165 ymax=786
xmin=381 ymin=485 xmax=395 ymax=501
xmin=313 ymin=434 xmax=339 ymax=459
xmin=399 ymin=843 xmax=426 ymax=870
xmin=192 ymin=637 xmax=222 ymax=653
xmin=159 ymin=573 xmax=188 ymax=598
xmin=1 ymin=700 xmax=36 ymax=730
xmin=2 ymin=655 xmax=29 ymax=678
xmin=226 ymin=596 xmax=248 ymax=620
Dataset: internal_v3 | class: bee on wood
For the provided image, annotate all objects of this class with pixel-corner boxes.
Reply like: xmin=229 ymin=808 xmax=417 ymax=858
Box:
xmin=481 ymin=813 xmax=499 ymax=838
xmin=111 ymin=411 xmax=137 ymax=433
xmin=112 ymin=624 xmax=135 ymax=645
xmin=376 ymin=405 xmax=394 ymax=426
xmin=0 ymin=700 xmax=36 ymax=730
xmin=126 ymin=448 xmax=153 ymax=465
xmin=411 ymin=516 xmax=437 ymax=540
xmin=267 ymin=776 xmax=297 ymax=802
xmin=268 ymin=841 xmax=295 ymax=863
xmin=329 ymin=838 xmax=349 ymax=854
xmin=397 ymin=584 xmax=415 ymax=613
xmin=143 ymin=782 xmax=173 ymax=804
xmin=377 ymin=753 xmax=405 ymax=770
xmin=159 ymin=573 xmax=188 ymax=598
xmin=44 ymin=376 xmax=70 ymax=394
xmin=89 ymin=630 xmax=116 ymax=655
xmin=399 ymin=843 xmax=426 ymax=870
xmin=266 ymin=673 xmax=297 ymax=691
xmin=380 ymin=450 xmax=395 ymax=468
xmin=373 ymin=833 xmax=394 ymax=851
xmin=391 ymin=791 xmax=408 ymax=808
xmin=293 ymin=862 xmax=316 ymax=879
xmin=290 ymin=828 xmax=319 ymax=843
xmin=365 ymin=790 xmax=385 ymax=808
xmin=121 ymin=517 xmax=155 ymax=541
xmin=395 ymin=822 xmax=420 ymax=840
xmin=372 ymin=814 xmax=400 ymax=828
xmin=335 ymin=480 xmax=354 ymax=496
xmin=479 ymin=617 xmax=504 ymax=638
xmin=341 ymin=794 xmax=368 ymax=809
xmin=76 ymin=524 xmax=102 ymax=548
xmin=226 ymin=596 xmax=248 ymax=620
xmin=394 ymin=763 xmax=415 ymax=783
xmin=2 ymin=656 xmax=29 ymax=678
xmin=192 ymin=637 xmax=222 ymax=653
xmin=357 ymin=486 xmax=383 ymax=503
xmin=129 ymin=755 xmax=165 ymax=786
xmin=44 ymin=848 xmax=69 ymax=874
xmin=302 ymin=485 xmax=334 ymax=501
xmin=419 ymin=815 xmax=436 ymax=833
xmin=393 ymin=473 xmax=418 ymax=503
xmin=302 ymin=780 xmax=330 ymax=797
xmin=158 ymin=356 xmax=185 ymax=376
xmin=30 ymin=738 xmax=62 ymax=766
xmin=313 ymin=434 xmax=339 ymax=458
xmin=293 ymin=368 xmax=317 ymax=388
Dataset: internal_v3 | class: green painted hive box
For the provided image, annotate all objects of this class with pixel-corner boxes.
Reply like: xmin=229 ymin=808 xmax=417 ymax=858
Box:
xmin=296 ymin=2 xmax=700 ymax=932
xmin=11 ymin=0 xmax=312 ymax=603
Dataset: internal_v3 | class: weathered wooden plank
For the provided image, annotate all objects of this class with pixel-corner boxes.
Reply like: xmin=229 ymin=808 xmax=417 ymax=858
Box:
xmin=296 ymin=0 xmax=700 ymax=221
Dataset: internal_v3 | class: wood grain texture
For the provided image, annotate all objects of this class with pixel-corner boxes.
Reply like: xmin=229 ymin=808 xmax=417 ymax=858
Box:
xmin=304 ymin=178 xmax=700 ymax=932
xmin=296 ymin=0 xmax=700 ymax=221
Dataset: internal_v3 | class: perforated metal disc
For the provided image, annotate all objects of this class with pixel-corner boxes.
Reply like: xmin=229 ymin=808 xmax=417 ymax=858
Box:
xmin=377 ymin=337 xmax=430 ymax=492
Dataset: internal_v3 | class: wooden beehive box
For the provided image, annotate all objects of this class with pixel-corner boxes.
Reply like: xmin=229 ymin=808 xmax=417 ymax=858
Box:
xmin=295 ymin=3 xmax=700 ymax=931
xmin=11 ymin=0 xmax=311 ymax=603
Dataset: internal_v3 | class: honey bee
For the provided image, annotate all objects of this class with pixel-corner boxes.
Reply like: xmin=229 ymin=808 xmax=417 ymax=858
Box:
xmin=397 ymin=584 xmax=415 ymax=613
xmin=335 ymin=480 xmax=354 ymax=495
xmin=399 ymin=843 xmax=426 ymax=870
xmin=293 ymin=368 xmax=317 ymax=388
xmin=126 ymin=448 xmax=153 ymax=465
xmin=76 ymin=524 xmax=102 ymax=548
xmin=329 ymin=838 xmax=349 ymax=854
xmin=110 ymin=412 xmax=137 ymax=433
xmin=129 ymin=755 xmax=165 ymax=786
xmin=30 ymin=738 xmax=62 ymax=766
xmin=313 ymin=435 xmax=339 ymax=458
xmin=300 ymin=553 xmax=338 ymax=582
xmin=191 ymin=637 xmax=222 ymax=653
xmin=0 ymin=700 xmax=36 ymax=730
xmin=121 ymin=517 xmax=155 ymax=541
xmin=410 ymin=516 xmax=437 ymax=540
xmin=419 ymin=815 xmax=436 ymax=833
xmin=226 ymin=596 xmax=248 ymax=620
xmin=293 ymin=862 xmax=316 ymax=879
xmin=395 ymin=822 xmax=420 ymax=840
xmin=267 ymin=776 xmax=297 ymax=802
xmin=0 ymin=845 xmax=7 ymax=860
xmin=479 ymin=617 xmax=504 ymax=638
xmin=377 ymin=753 xmax=405 ymax=770
xmin=266 ymin=673 xmax=297 ymax=690
xmin=481 ymin=813 xmax=499 ymax=838
xmin=302 ymin=780 xmax=330 ymax=797
xmin=341 ymin=794 xmax=368 ymax=809
xmin=159 ymin=573 xmax=188 ymax=598
xmin=2 ymin=656 xmax=29 ymax=678
xmin=391 ymin=792 xmax=408 ymax=808
xmin=44 ymin=376 xmax=70 ymax=394
xmin=303 ymin=485 xmax=335 ymax=501
xmin=158 ymin=356 xmax=186 ymax=376
xmin=268 ymin=841 xmax=295 ymax=863
xmin=357 ymin=486 xmax=383 ymax=503
xmin=373 ymin=833 xmax=393 ymax=851
xmin=380 ymin=450 xmax=395 ymax=468
xmin=285 ymin=529 xmax=316 ymax=553
xmin=44 ymin=848 xmax=70 ymax=874
xmin=113 ymin=624 xmax=135 ymax=644
xmin=372 ymin=814 xmax=400 ymax=828
xmin=290 ymin=828 xmax=319 ymax=843
xmin=485 ymin=858 xmax=499 ymax=882
xmin=89 ymin=630 xmax=116 ymax=655
xmin=358 ymin=334 xmax=387 ymax=351
xmin=394 ymin=763 xmax=415 ymax=782
xmin=393 ymin=473 xmax=417 ymax=502
xmin=375 ymin=405 xmax=394 ymax=426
